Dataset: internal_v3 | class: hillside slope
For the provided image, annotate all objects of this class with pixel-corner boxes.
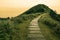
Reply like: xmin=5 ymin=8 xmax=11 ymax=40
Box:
xmin=38 ymin=13 xmax=60 ymax=40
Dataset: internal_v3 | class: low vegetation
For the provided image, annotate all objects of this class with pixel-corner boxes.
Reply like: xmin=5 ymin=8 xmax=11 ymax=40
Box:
xmin=0 ymin=13 xmax=41 ymax=40
xmin=38 ymin=13 xmax=60 ymax=40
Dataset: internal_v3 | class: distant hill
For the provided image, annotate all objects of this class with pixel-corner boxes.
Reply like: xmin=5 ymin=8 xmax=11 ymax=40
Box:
xmin=19 ymin=4 xmax=50 ymax=14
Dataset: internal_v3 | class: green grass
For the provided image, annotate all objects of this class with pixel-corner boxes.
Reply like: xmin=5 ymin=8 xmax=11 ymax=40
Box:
xmin=17 ymin=20 xmax=31 ymax=40
xmin=38 ymin=22 xmax=60 ymax=40
xmin=0 ymin=13 xmax=41 ymax=40
xmin=38 ymin=13 xmax=60 ymax=40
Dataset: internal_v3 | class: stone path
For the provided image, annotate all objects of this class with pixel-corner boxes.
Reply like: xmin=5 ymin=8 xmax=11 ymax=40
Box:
xmin=27 ymin=15 xmax=46 ymax=40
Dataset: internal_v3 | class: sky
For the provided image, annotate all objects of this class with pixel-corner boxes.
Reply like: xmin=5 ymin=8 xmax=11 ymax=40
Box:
xmin=0 ymin=0 xmax=60 ymax=18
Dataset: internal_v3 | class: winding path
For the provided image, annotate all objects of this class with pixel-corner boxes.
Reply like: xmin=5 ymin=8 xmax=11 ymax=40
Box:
xmin=27 ymin=15 xmax=46 ymax=40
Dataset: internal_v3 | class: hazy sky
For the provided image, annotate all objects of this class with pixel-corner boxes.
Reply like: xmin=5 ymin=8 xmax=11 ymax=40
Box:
xmin=0 ymin=0 xmax=60 ymax=18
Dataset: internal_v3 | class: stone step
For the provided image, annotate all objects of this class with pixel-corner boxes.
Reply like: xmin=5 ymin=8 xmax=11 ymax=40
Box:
xmin=28 ymin=30 xmax=40 ymax=31
xmin=27 ymin=38 xmax=46 ymax=40
xmin=28 ymin=32 xmax=41 ymax=34
xmin=28 ymin=31 xmax=41 ymax=33
xmin=28 ymin=34 xmax=44 ymax=38
xmin=30 ymin=24 xmax=38 ymax=26
xmin=29 ymin=31 xmax=41 ymax=33
xmin=29 ymin=26 xmax=39 ymax=28
xmin=28 ymin=37 xmax=45 ymax=39
xmin=28 ymin=27 xmax=40 ymax=30
xmin=27 ymin=37 xmax=46 ymax=40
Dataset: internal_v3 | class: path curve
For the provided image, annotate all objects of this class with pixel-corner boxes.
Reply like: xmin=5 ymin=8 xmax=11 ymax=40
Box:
xmin=27 ymin=15 xmax=46 ymax=40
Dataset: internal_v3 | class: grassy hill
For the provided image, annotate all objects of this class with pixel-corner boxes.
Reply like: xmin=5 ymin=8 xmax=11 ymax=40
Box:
xmin=38 ymin=13 xmax=60 ymax=40
xmin=0 ymin=13 xmax=41 ymax=40
xmin=0 ymin=4 xmax=60 ymax=40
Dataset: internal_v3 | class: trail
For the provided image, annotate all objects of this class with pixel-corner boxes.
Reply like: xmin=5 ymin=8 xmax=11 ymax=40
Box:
xmin=27 ymin=14 xmax=46 ymax=40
